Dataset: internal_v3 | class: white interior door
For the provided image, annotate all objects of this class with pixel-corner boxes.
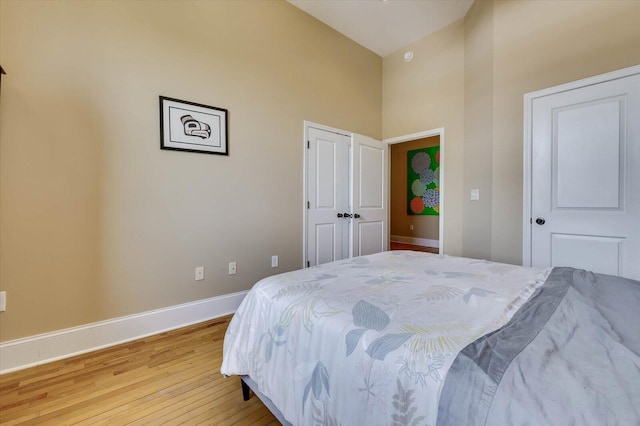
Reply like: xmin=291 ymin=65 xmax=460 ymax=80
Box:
xmin=307 ymin=127 xmax=350 ymax=266
xmin=528 ymin=69 xmax=640 ymax=280
xmin=352 ymin=134 xmax=388 ymax=257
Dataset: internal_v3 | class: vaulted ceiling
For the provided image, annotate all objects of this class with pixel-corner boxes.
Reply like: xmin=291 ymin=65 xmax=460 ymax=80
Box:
xmin=288 ymin=0 xmax=474 ymax=57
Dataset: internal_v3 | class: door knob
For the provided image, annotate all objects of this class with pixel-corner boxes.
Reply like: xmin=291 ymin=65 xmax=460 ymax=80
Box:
xmin=343 ymin=213 xmax=353 ymax=218
xmin=354 ymin=213 xmax=361 ymax=219
xmin=337 ymin=213 xmax=343 ymax=218
xmin=535 ymin=217 xmax=546 ymax=225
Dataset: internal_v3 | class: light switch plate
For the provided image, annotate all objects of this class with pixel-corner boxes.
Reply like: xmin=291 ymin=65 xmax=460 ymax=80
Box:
xmin=195 ymin=266 xmax=205 ymax=281
xmin=0 ymin=291 xmax=6 ymax=312
xmin=470 ymin=189 xmax=480 ymax=201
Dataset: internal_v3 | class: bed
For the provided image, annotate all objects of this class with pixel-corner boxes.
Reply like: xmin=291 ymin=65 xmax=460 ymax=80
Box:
xmin=220 ymin=251 xmax=640 ymax=425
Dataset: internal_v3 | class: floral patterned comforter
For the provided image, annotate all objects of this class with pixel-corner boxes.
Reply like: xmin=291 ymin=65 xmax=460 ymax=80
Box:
xmin=221 ymin=251 xmax=549 ymax=425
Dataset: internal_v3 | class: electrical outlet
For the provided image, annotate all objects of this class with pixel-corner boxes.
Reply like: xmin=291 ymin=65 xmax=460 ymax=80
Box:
xmin=195 ymin=266 xmax=205 ymax=281
xmin=0 ymin=291 xmax=6 ymax=312
xmin=229 ymin=261 xmax=237 ymax=275
xmin=271 ymin=255 xmax=279 ymax=268
xmin=410 ymin=224 xmax=414 ymax=231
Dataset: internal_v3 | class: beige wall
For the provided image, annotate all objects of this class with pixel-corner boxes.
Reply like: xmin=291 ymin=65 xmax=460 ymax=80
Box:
xmin=383 ymin=0 xmax=640 ymax=263
xmin=390 ymin=137 xmax=440 ymax=241
xmin=3 ymin=0 xmax=639 ymax=343
xmin=490 ymin=0 xmax=640 ymax=264
xmin=383 ymin=21 xmax=465 ymax=256
xmin=463 ymin=0 xmax=493 ymax=260
xmin=0 ymin=0 xmax=381 ymax=341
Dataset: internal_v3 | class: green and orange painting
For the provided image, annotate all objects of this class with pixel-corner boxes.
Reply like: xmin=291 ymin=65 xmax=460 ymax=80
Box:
xmin=407 ymin=146 xmax=440 ymax=215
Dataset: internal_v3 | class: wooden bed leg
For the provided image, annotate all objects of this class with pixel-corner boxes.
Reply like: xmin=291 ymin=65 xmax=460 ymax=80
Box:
xmin=241 ymin=378 xmax=251 ymax=401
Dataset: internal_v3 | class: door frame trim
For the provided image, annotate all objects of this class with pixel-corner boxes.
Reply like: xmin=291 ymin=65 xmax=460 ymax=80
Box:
xmin=383 ymin=128 xmax=445 ymax=256
xmin=302 ymin=121 xmax=352 ymax=269
xmin=522 ymin=64 xmax=640 ymax=266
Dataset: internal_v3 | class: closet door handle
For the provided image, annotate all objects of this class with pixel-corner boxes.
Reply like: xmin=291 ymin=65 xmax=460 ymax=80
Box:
xmin=354 ymin=213 xmax=361 ymax=219
xmin=343 ymin=213 xmax=353 ymax=218
xmin=337 ymin=213 xmax=344 ymax=218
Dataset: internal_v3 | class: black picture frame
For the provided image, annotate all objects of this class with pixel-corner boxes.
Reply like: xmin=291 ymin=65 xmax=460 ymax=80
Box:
xmin=159 ymin=96 xmax=228 ymax=155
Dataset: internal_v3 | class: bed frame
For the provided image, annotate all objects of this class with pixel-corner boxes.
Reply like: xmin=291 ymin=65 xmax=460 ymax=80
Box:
xmin=240 ymin=375 xmax=292 ymax=426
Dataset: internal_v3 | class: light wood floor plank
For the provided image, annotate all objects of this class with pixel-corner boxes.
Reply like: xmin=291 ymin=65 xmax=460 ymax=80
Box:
xmin=0 ymin=316 xmax=278 ymax=425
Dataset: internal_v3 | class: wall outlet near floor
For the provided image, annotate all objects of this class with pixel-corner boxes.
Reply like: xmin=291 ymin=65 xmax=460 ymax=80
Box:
xmin=271 ymin=255 xmax=279 ymax=268
xmin=0 ymin=291 xmax=6 ymax=312
xmin=195 ymin=266 xmax=205 ymax=281
xmin=228 ymin=261 xmax=237 ymax=275
xmin=410 ymin=224 xmax=414 ymax=231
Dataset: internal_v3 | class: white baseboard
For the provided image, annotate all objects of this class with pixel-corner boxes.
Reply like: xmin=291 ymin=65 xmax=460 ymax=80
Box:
xmin=0 ymin=291 xmax=248 ymax=374
xmin=390 ymin=235 xmax=439 ymax=248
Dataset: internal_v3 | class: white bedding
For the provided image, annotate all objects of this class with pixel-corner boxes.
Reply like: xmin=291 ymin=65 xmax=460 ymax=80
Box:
xmin=221 ymin=251 xmax=549 ymax=425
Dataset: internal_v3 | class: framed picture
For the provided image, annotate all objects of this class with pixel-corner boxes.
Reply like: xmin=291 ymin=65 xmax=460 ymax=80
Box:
xmin=159 ymin=96 xmax=228 ymax=155
xmin=407 ymin=146 xmax=440 ymax=215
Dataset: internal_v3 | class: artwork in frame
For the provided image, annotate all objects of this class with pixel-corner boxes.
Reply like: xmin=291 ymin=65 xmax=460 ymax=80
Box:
xmin=159 ymin=96 xmax=228 ymax=155
xmin=407 ymin=146 xmax=440 ymax=215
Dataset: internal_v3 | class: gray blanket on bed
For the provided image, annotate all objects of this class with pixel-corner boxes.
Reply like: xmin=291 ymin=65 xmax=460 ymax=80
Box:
xmin=437 ymin=267 xmax=640 ymax=426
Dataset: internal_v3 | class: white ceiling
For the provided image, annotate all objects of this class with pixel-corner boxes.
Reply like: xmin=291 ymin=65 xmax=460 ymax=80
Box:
xmin=288 ymin=0 xmax=474 ymax=57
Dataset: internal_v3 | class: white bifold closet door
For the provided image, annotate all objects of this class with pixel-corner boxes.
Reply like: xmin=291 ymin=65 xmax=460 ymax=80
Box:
xmin=306 ymin=126 xmax=387 ymax=267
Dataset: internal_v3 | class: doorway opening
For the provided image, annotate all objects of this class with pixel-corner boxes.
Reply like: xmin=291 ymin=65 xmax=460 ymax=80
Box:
xmin=384 ymin=129 xmax=444 ymax=255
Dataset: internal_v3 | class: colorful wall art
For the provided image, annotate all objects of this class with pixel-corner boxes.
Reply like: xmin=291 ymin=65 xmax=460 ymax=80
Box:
xmin=407 ymin=146 xmax=440 ymax=215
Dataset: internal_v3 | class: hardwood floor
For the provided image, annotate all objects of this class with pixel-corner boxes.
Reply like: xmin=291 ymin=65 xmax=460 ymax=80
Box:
xmin=389 ymin=241 xmax=439 ymax=254
xmin=0 ymin=316 xmax=278 ymax=425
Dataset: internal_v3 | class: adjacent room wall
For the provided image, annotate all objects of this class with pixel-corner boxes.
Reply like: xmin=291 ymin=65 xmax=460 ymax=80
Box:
xmin=0 ymin=0 xmax=382 ymax=341
xmin=383 ymin=0 xmax=640 ymax=264
xmin=390 ymin=136 xmax=440 ymax=243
